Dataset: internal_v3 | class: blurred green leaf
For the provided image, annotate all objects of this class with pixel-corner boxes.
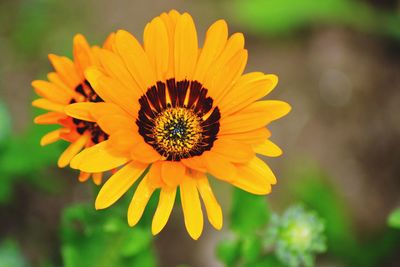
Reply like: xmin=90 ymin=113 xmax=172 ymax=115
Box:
xmin=241 ymin=235 xmax=262 ymax=263
xmin=288 ymin=162 xmax=400 ymax=267
xmin=233 ymin=0 xmax=400 ymax=40
xmin=230 ymin=188 xmax=270 ymax=234
xmin=216 ymin=238 xmax=241 ymax=267
xmin=61 ymin=203 xmax=156 ymax=267
xmin=388 ymin=208 xmax=400 ymax=229
xmin=0 ymin=101 xmax=11 ymax=144
xmin=243 ymin=255 xmax=286 ymax=267
xmin=0 ymin=240 xmax=29 ymax=267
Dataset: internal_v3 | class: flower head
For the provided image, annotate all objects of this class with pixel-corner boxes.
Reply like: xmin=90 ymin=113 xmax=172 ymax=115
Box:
xmin=66 ymin=10 xmax=291 ymax=239
xmin=267 ymin=205 xmax=326 ymax=267
xmin=32 ymin=34 xmax=114 ymax=184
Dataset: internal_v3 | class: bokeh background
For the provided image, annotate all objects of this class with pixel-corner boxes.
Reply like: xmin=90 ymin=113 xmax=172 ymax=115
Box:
xmin=1 ymin=0 xmax=400 ymax=266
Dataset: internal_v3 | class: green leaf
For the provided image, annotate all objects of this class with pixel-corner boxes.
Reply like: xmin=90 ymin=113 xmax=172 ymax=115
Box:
xmin=216 ymin=238 xmax=241 ymax=267
xmin=241 ymin=235 xmax=262 ymax=263
xmin=0 ymin=240 xmax=29 ymax=267
xmin=230 ymin=188 xmax=270 ymax=234
xmin=61 ymin=203 xmax=156 ymax=267
xmin=388 ymin=209 xmax=400 ymax=229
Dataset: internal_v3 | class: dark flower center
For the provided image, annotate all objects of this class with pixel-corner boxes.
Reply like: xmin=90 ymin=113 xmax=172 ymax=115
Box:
xmin=137 ymin=79 xmax=220 ymax=161
xmin=70 ymin=80 xmax=109 ymax=144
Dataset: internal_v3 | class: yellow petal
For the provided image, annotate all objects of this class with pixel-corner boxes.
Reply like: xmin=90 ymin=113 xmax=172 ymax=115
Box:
xmin=180 ymin=177 xmax=203 ymax=240
xmin=174 ymin=13 xmax=198 ymax=81
xmin=202 ymin=151 xmax=237 ymax=182
xmin=253 ymin=139 xmax=283 ymax=157
xmin=34 ymin=112 xmax=67 ymax=124
xmin=115 ymin=30 xmax=156 ymax=91
xmin=48 ymin=54 xmax=81 ymax=89
xmin=32 ymin=80 xmax=71 ymax=104
xmin=73 ymin=34 xmax=97 ymax=79
xmin=65 ymin=103 xmax=96 ymax=122
xmin=160 ymin=10 xmax=181 ymax=78
xmin=219 ymin=100 xmax=291 ymax=134
xmin=219 ymin=74 xmax=278 ymax=116
xmin=152 ymin=186 xmax=176 ymax=235
xmin=57 ymin=134 xmax=89 ymax=168
xmin=32 ymin=99 xmax=65 ymax=112
xmin=103 ymin=32 xmax=116 ymax=51
xmin=40 ymin=128 xmax=63 ymax=146
xmin=203 ymin=32 xmax=245 ymax=95
xmin=161 ymin=161 xmax=185 ymax=187
xmin=96 ymin=161 xmax=147 ymax=209
xmin=193 ymin=19 xmax=228 ymax=82
xmin=47 ymin=72 xmax=72 ymax=93
xmin=144 ymin=17 xmax=170 ymax=81
xmin=211 ymin=49 xmax=248 ymax=102
xmin=98 ymin=48 xmax=143 ymax=97
xmin=231 ymin=157 xmax=276 ymax=195
xmin=220 ymin=127 xmax=271 ymax=145
xmin=128 ymin=176 xmax=155 ymax=227
xmin=91 ymin=72 xmax=139 ymax=117
xmin=87 ymin=102 xmax=130 ymax=120
xmin=212 ymin=139 xmax=254 ymax=163
xmin=71 ymin=140 xmax=130 ymax=172
xmin=196 ymin=175 xmax=223 ymax=230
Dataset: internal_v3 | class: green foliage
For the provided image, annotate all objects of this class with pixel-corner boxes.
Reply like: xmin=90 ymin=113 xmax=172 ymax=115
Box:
xmin=218 ymin=188 xmax=326 ymax=267
xmin=388 ymin=208 xmax=400 ymax=229
xmin=232 ymin=0 xmax=399 ymax=39
xmin=61 ymin=203 xmax=156 ymax=267
xmin=288 ymin=162 xmax=400 ymax=267
xmin=0 ymin=240 xmax=29 ymax=267
xmin=230 ymin=188 xmax=270 ymax=234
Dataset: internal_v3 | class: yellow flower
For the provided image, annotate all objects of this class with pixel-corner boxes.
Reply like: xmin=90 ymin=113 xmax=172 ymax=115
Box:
xmin=32 ymin=33 xmax=115 ymax=185
xmin=66 ymin=10 xmax=291 ymax=239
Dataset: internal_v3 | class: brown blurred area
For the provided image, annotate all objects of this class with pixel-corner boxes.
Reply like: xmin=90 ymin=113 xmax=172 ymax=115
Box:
xmin=1 ymin=0 xmax=400 ymax=266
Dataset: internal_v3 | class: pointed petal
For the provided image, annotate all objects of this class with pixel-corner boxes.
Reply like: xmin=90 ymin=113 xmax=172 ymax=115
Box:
xmin=196 ymin=175 xmax=223 ymax=230
xmin=71 ymin=140 xmax=130 ymax=172
xmin=152 ymin=186 xmax=176 ymax=235
xmin=96 ymin=161 xmax=147 ymax=209
xmin=127 ymin=176 xmax=155 ymax=227
xmin=65 ymin=103 xmax=96 ymax=122
xmin=174 ymin=13 xmax=198 ymax=81
xmin=180 ymin=177 xmax=203 ymax=240
xmin=253 ymin=139 xmax=283 ymax=157
xmin=57 ymin=134 xmax=89 ymax=167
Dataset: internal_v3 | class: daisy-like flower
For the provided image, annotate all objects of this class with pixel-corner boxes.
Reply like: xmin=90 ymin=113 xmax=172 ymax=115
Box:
xmin=66 ymin=10 xmax=291 ymax=239
xmin=32 ymin=34 xmax=115 ymax=185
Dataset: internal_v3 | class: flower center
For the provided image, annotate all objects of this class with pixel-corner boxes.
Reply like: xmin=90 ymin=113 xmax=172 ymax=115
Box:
xmin=137 ymin=79 xmax=220 ymax=161
xmin=70 ymin=80 xmax=108 ymax=144
xmin=153 ymin=107 xmax=203 ymax=157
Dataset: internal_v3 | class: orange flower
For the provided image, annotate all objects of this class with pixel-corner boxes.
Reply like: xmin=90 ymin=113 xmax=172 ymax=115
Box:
xmin=32 ymin=33 xmax=115 ymax=185
xmin=66 ymin=10 xmax=291 ymax=239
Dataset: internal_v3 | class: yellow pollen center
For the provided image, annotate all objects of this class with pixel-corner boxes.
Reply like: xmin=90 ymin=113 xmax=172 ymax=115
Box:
xmin=153 ymin=107 xmax=203 ymax=157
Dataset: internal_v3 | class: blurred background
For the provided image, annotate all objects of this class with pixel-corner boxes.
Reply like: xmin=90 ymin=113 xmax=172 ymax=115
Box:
xmin=1 ymin=0 xmax=400 ymax=266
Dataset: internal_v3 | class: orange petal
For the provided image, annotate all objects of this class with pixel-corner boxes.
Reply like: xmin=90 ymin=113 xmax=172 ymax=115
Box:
xmin=161 ymin=161 xmax=185 ymax=187
xmin=211 ymin=139 xmax=254 ymax=163
xmin=202 ymin=151 xmax=237 ymax=182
